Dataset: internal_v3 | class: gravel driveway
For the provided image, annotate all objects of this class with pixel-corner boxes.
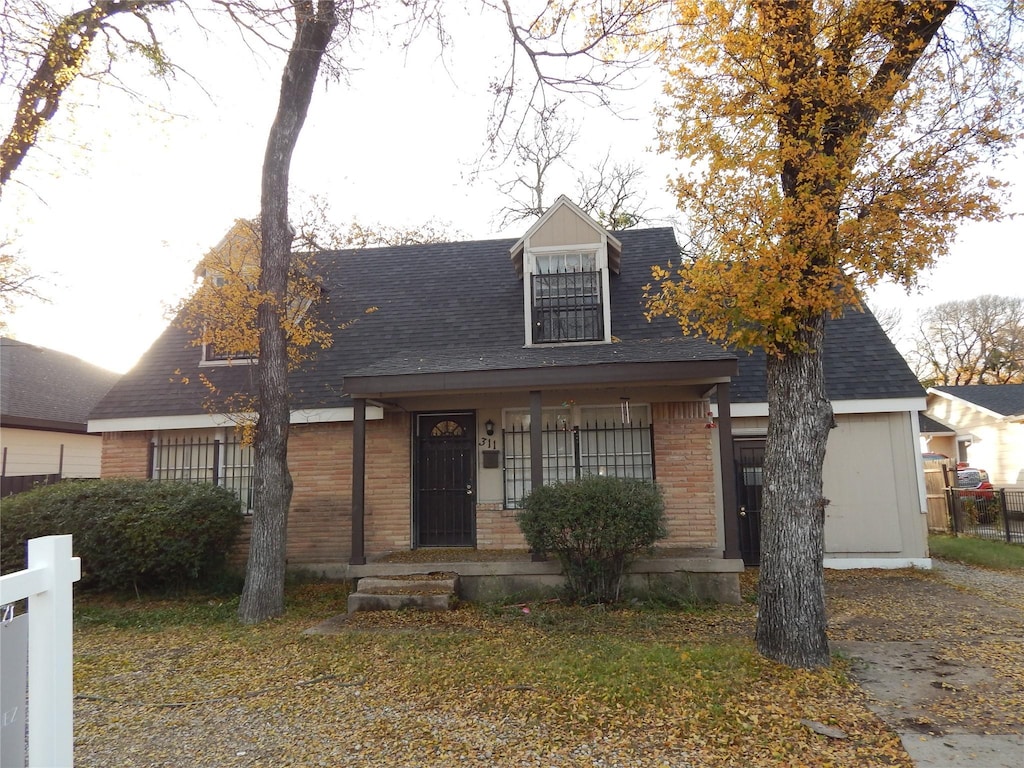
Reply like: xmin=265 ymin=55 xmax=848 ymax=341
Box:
xmin=832 ymin=560 xmax=1024 ymax=768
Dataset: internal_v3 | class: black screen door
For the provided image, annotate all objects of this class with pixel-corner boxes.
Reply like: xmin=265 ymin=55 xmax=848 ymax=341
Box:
xmin=414 ymin=413 xmax=476 ymax=547
xmin=734 ymin=439 xmax=764 ymax=566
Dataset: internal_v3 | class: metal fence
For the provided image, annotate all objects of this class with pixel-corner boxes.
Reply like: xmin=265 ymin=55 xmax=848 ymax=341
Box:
xmin=148 ymin=436 xmax=254 ymax=514
xmin=947 ymin=487 xmax=1024 ymax=545
xmin=502 ymin=420 xmax=655 ymax=507
xmin=0 ymin=473 xmax=63 ymax=498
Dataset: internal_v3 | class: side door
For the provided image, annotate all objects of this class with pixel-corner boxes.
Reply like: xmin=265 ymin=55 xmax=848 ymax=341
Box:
xmin=734 ymin=439 xmax=764 ymax=566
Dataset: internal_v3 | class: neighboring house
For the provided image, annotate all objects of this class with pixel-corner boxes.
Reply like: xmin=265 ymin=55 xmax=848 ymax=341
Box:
xmin=1 ymin=338 xmax=120 ymax=493
xmin=88 ymin=197 xmax=929 ymax=599
xmin=924 ymin=384 xmax=1024 ymax=487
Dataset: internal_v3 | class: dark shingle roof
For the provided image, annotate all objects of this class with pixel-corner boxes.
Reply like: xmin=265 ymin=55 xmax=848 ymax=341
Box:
xmin=930 ymin=384 xmax=1024 ymax=418
xmin=90 ymin=227 xmax=923 ymax=420
xmin=728 ymin=305 xmax=924 ymax=404
xmin=1 ymin=338 xmax=120 ymax=431
xmin=919 ymin=413 xmax=954 ymax=434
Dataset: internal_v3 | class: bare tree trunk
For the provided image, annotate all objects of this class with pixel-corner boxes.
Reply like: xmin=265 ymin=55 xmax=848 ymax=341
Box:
xmin=238 ymin=0 xmax=338 ymax=624
xmin=756 ymin=314 xmax=833 ymax=668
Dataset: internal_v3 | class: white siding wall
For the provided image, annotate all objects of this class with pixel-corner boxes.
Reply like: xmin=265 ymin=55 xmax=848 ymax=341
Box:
xmin=732 ymin=411 xmax=929 ymax=564
xmin=0 ymin=428 xmax=103 ymax=477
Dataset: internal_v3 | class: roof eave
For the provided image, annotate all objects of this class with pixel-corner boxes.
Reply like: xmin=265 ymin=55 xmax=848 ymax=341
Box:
xmin=344 ymin=358 xmax=737 ymax=399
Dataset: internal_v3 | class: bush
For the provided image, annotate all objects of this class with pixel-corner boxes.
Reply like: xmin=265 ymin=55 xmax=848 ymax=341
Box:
xmin=0 ymin=479 xmax=244 ymax=592
xmin=516 ymin=476 xmax=667 ymax=604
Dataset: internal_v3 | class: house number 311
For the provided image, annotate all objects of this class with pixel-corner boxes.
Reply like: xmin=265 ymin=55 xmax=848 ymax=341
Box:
xmin=478 ymin=438 xmax=496 ymax=449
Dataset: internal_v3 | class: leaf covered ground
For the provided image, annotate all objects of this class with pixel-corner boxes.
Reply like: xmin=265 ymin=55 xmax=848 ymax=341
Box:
xmin=71 ymin=565 xmax=1023 ymax=767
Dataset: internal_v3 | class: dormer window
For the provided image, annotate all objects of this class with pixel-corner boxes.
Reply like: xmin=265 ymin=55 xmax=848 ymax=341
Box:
xmin=510 ymin=196 xmax=622 ymax=347
xmin=532 ymin=251 xmax=603 ymax=343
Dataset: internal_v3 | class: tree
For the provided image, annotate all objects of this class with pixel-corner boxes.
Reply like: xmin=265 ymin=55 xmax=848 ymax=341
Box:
xmin=0 ymin=0 xmax=177 ymax=193
xmin=494 ymin=103 xmax=652 ymax=230
xmin=642 ymin=1 xmax=1023 ymax=667
xmin=911 ymin=295 xmax=1024 ymax=386
xmin=238 ymin=2 xmax=447 ymax=622
xmin=0 ymin=245 xmax=46 ymax=331
xmin=238 ymin=0 xmax=341 ymax=624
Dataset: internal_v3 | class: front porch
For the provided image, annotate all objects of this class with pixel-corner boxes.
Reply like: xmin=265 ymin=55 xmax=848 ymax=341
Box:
xmin=309 ymin=548 xmax=744 ymax=605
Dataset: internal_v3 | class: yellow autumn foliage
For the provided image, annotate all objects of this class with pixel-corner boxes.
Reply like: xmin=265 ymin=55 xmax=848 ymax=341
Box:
xmin=176 ymin=218 xmax=332 ymax=368
xmin=641 ymin=0 xmax=1022 ymax=354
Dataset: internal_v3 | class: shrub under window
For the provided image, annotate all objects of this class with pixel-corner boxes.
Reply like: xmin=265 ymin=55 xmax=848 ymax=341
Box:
xmin=516 ymin=475 xmax=666 ymax=604
xmin=0 ymin=479 xmax=243 ymax=592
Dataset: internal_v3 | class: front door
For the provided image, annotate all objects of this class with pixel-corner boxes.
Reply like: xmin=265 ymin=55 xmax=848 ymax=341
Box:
xmin=414 ymin=412 xmax=476 ymax=547
xmin=734 ymin=439 xmax=765 ymax=566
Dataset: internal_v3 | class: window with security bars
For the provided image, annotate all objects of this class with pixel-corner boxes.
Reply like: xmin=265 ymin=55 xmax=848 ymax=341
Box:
xmin=149 ymin=434 xmax=254 ymax=514
xmin=531 ymin=251 xmax=603 ymax=343
xmin=502 ymin=406 xmax=654 ymax=507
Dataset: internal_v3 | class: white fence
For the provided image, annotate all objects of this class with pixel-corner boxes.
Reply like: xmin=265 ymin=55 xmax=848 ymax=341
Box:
xmin=0 ymin=535 xmax=81 ymax=768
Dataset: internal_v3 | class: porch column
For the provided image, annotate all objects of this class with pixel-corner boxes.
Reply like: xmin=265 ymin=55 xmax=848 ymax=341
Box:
xmin=530 ymin=390 xmax=544 ymax=489
xmin=717 ymin=382 xmax=741 ymax=560
xmin=349 ymin=397 xmax=366 ymax=565
xmin=529 ymin=390 xmax=545 ymax=562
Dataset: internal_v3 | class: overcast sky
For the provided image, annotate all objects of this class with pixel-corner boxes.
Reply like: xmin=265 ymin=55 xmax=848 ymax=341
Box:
xmin=2 ymin=5 xmax=1021 ymax=373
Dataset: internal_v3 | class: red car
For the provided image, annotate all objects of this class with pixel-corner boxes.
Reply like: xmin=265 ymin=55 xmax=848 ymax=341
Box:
xmin=956 ymin=466 xmax=994 ymax=499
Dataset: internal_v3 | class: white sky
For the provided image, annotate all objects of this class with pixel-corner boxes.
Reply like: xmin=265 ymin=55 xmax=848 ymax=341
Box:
xmin=2 ymin=6 xmax=1022 ymax=373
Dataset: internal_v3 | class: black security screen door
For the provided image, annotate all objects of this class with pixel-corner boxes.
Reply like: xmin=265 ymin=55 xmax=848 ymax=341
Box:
xmin=414 ymin=413 xmax=476 ymax=547
xmin=734 ymin=439 xmax=765 ymax=566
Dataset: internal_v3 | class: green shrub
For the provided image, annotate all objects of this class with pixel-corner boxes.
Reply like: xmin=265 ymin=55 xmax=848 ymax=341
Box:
xmin=516 ymin=475 xmax=667 ymax=604
xmin=0 ymin=479 xmax=244 ymax=592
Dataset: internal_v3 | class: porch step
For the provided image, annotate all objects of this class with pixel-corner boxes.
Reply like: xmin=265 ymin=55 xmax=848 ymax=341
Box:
xmin=347 ymin=572 xmax=459 ymax=613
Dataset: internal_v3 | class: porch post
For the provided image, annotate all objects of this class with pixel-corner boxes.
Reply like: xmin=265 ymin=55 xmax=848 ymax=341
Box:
xmin=717 ymin=382 xmax=741 ymax=560
xmin=529 ymin=390 xmax=543 ymax=489
xmin=349 ymin=397 xmax=366 ymax=565
xmin=529 ymin=390 xmax=545 ymax=562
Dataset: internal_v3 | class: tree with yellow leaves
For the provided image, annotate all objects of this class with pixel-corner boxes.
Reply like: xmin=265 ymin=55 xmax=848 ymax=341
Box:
xmin=178 ymin=218 xmax=330 ymax=371
xmin=642 ymin=1 xmax=1023 ymax=667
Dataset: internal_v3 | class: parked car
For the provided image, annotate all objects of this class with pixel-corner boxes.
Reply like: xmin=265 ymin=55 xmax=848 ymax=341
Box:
xmin=954 ymin=466 xmax=997 ymax=523
xmin=956 ymin=466 xmax=994 ymax=498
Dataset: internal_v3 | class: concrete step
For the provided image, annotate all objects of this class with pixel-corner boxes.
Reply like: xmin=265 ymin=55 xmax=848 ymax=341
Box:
xmin=356 ymin=576 xmax=458 ymax=595
xmin=347 ymin=571 xmax=459 ymax=613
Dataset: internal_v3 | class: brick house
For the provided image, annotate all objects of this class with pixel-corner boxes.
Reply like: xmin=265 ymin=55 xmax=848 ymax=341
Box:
xmin=88 ymin=197 xmax=929 ymax=600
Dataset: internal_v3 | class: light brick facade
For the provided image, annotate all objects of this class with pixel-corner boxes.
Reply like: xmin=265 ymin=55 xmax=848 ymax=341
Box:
xmin=100 ymin=399 xmax=721 ymax=567
xmin=652 ymin=402 xmax=718 ymax=549
xmin=100 ymin=431 xmax=152 ymax=479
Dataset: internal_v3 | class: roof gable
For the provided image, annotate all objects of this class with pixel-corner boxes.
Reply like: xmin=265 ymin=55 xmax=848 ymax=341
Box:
xmin=928 ymin=384 xmax=1024 ymax=419
xmin=509 ymin=195 xmax=622 ymax=277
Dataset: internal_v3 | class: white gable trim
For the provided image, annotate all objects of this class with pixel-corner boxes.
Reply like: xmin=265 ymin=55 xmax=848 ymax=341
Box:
xmin=509 ymin=195 xmax=622 ymax=258
xmin=88 ymin=406 xmax=384 ymax=433
xmin=926 ymin=387 xmax=1007 ymax=420
xmin=716 ymin=397 xmax=926 ymax=419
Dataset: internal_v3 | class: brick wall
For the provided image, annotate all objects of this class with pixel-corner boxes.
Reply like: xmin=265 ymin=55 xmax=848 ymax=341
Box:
xmin=100 ymin=431 xmax=151 ymax=478
xmin=652 ymin=402 xmax=718 ymax=548
xmin=286 ymin=422 xmax=353 ymax=565
xmin=476 ymin=502 xmax=529 ymax=549
xmin=101 ymin=398 xmax=720 ymax=566
xmin=364 ymin=411 xmax=413 ymax=553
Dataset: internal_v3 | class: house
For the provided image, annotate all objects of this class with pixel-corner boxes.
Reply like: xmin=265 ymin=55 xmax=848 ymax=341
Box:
xmin=87 ymin=197 xmax=930 ymax=600
xmin=1 ymin=337 xmax=120 ymax=495
xmin=924 ymin=384 xmax=1024 ymax=487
